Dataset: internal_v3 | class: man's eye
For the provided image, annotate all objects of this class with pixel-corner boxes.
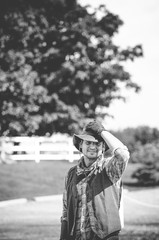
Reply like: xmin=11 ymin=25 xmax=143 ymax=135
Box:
xmin=97 ymin=142 xmax=102 ymax=146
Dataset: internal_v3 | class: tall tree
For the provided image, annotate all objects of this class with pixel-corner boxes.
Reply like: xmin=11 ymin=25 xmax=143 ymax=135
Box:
xmin=0 ymin=0 xmax=143 ymax=136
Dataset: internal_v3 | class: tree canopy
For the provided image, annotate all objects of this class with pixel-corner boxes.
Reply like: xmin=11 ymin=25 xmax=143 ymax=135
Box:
xmin=0 ymin=0 xmax=143 ymax=136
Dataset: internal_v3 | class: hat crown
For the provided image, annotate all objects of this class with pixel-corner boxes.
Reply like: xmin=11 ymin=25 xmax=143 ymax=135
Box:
xmin=73 ymin=128 xmax=103 ymax=152
xmin=82 ymin=129 xmax=95 ymax=137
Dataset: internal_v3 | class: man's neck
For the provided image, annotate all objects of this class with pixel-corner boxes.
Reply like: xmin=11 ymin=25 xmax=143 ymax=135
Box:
xmin=83 ymin=156 xmax=97 ymax=167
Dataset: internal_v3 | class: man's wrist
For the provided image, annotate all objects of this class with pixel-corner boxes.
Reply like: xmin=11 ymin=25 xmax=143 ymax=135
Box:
xmin=98 ymin=127 xmax=106 ymax=136
xmin=100 ymin=129 xmax=107 ymax=136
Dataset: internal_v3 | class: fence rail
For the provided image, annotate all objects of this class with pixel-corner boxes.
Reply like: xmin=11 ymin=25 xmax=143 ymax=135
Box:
xmin=0 ymin=135 xmax=81 ymax=163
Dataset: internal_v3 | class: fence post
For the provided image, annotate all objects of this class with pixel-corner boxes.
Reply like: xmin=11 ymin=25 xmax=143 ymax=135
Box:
xmin=68 ymin=138 xmax=74 ymax=162
xmin=34 ymin=138 xmax=40 ymax=163
xmin=0 ymin=137 xmax=13 ymax=163
xmin=0 ymin=137 xmax=5 ymax=163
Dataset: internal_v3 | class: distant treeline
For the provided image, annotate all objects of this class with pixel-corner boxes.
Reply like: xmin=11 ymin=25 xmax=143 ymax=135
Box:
xmin=113 ymin=126 xmax=159 ymax=185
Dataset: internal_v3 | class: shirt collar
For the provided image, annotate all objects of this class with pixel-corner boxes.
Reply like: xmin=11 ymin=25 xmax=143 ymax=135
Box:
xmin=77 ymin=155 xmax=103 ymax=175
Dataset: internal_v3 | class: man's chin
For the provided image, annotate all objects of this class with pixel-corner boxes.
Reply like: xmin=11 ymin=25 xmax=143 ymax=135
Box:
xmin=87 ymin=154 xmax=97 ymax=160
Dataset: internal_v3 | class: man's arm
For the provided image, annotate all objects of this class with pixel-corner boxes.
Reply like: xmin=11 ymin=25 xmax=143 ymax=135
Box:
xmin=101 ymin=130 xmax=127 ymax=152
xmin=85 ymin=120 xmax=130 ymax=182
xmin=101 ymin=130 xmax=130 ymax=182
xmin=60 ymin=177 xmax=68 ymax=240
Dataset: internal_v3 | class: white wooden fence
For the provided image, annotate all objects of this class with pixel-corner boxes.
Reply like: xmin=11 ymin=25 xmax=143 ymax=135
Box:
xmin=0 ymin=134 xmax=81 ymax=163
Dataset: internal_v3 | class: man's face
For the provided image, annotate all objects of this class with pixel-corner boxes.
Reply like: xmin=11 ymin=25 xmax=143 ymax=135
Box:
xmin=80 ymin=140 xmax=103 ymax=161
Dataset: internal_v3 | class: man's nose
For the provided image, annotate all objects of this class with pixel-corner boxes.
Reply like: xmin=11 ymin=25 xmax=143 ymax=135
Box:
xmin=89 ymin=142 xmax=96 ymax=148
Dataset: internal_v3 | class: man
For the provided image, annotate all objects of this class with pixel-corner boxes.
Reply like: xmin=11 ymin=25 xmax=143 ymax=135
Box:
xmin=60 ymin=120 xmax=130 ymax=240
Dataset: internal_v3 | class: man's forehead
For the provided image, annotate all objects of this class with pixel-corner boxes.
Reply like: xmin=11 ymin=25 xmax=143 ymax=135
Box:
xmin=83 ymin=140 xmax=103 ymax=144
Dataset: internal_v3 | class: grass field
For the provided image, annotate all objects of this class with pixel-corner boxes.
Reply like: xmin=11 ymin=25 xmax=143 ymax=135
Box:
xmin=0 ymin=189 xmax=159 ymax=240
xmin=0 ymin=160 xmax=159 ymax=240
xmin=0 ymin=160 xmax=141 ymax=201
xmin=0 ymin=160 xmax=73 ymax=201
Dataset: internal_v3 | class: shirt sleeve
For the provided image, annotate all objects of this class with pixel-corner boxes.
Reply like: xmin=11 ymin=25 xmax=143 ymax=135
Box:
xmin=61 ymin=175 xmax=68 ymax=222
xmin=104 ymin=146 xmax=130 ymax=183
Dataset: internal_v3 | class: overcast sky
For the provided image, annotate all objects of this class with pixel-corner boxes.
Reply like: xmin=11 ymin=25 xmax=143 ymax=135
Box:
xmin=79 ymin=0 xmax=159 ymax=130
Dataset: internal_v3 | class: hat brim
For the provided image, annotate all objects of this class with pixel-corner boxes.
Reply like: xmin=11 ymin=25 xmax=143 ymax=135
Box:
xmin=73 ymin=134 xmax=99 ymax=152
xmin=73 ymin=134 xmax=109 ymax=152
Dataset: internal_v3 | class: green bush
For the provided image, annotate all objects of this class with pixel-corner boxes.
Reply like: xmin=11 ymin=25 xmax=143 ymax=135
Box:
xmin=132 ymin=165 xmax=159 ymax=186
xmin=131 ymin=142 xmax=159 ymax=164
xmin=131 ymin=142 xmax=159 ymax=185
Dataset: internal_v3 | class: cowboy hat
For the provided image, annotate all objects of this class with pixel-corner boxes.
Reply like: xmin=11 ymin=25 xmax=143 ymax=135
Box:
xmin=73 ymin=129 xmax=104 ymax=152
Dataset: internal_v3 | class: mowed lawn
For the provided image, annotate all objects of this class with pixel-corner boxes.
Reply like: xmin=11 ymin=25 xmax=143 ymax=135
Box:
xmin=0 ymin=189 xmax=159 ymax=240
xmin=0 ymin=160 xmax=159 ymax=239
xmin=0 ymin=160 xmax=73 ymax=201
xmin=0 ymin=160 xmax=141 ymax=201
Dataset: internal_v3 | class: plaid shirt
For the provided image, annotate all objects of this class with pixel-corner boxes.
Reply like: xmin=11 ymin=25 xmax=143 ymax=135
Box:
xmin=61 ymin=147 xmax=129 ymax=239
xmin=75 ymin=157 xmax=103 ymax=240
